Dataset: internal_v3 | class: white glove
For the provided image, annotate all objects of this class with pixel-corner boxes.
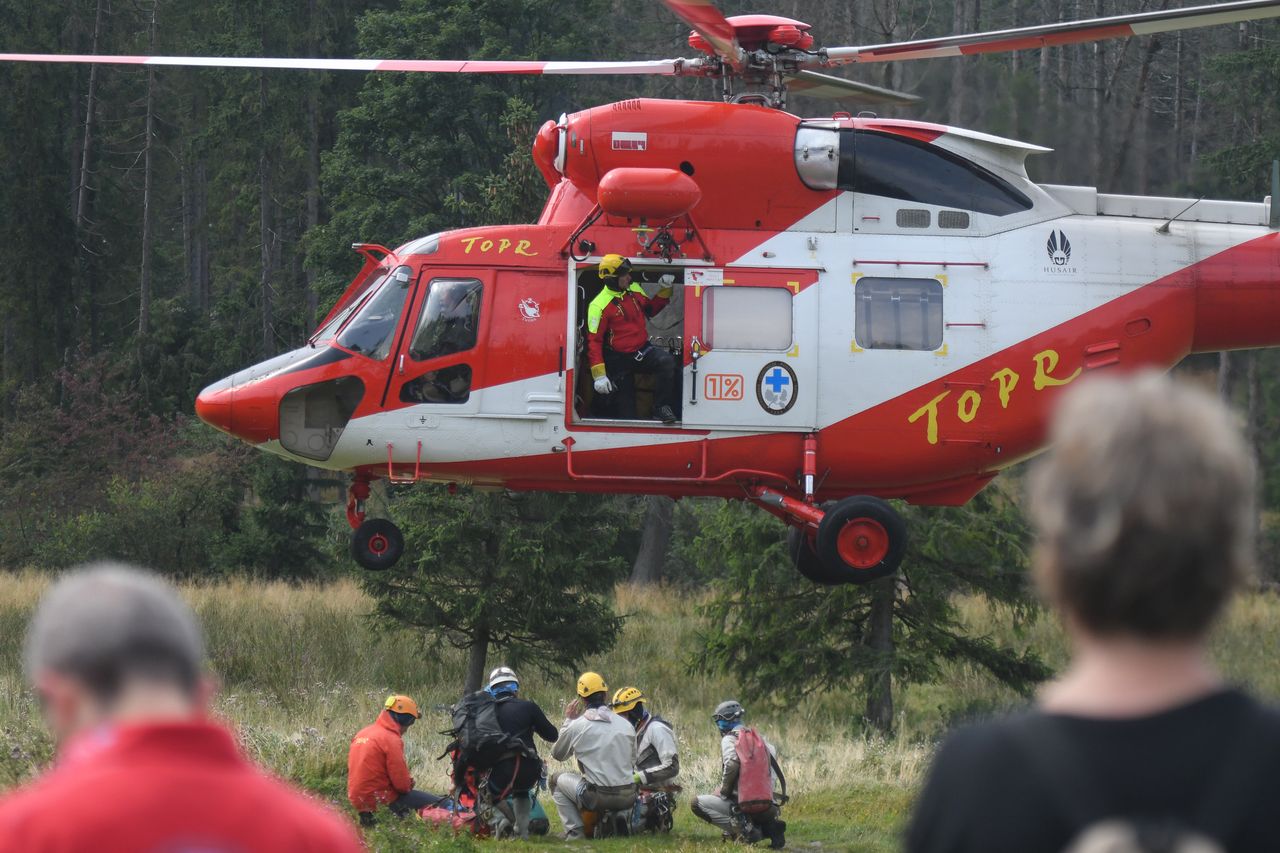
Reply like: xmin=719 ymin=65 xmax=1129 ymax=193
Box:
xmin=658 ymin=274 xmax=675 ymax=285
xmin=594 ymin=376 xmax=615 ymax=395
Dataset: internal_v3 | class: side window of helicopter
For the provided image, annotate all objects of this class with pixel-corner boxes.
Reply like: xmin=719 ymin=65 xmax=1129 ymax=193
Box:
xmin=854 ymin=278 xmax=943 ymax=351
xmin=399 ymin=364 xmax=472 ymax=405
xmin=837 ymin=130 xmax=1032 ymax=216
xmin=336 ymin=265 xmax=415 ymax=359
xmin=409 ymin=278 xmax=483 ymax=361
xmin=703 ymin=286 xmax=793 ymax=350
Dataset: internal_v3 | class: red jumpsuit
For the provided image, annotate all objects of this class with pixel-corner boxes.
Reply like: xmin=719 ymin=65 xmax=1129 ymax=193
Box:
xmin=348 ymin=708 xmax=415 ymax=811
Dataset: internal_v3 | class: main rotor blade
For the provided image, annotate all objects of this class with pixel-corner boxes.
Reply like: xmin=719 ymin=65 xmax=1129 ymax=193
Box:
xmin=660 ymin=0 xmax=744 ymax=70
xmin=822 ymin=0 xmax=1280 ymax=64
xmin=0 ymin=53 xmax=685 ymax=76
xmin=785 ymin=70 xmax=921 ymax=106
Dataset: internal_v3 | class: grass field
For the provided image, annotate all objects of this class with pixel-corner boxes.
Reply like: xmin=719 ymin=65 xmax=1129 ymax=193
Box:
xmin=2 ymin=573 xmax=1279 ymax=851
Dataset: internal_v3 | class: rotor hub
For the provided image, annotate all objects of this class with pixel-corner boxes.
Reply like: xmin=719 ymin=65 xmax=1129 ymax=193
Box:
xmin=687 ymin=14 xmax=814 ymax=55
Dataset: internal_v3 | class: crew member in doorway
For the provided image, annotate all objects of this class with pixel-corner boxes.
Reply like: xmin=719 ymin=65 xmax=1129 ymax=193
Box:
xmin=587 ymin=254 xmax=678 ymax=424
xmin=348 ymin=694 xmax=442 ymax=826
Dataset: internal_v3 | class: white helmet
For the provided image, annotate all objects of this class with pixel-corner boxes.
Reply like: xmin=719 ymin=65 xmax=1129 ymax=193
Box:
xmin=488 ymin=666 xmax=519 ymax=691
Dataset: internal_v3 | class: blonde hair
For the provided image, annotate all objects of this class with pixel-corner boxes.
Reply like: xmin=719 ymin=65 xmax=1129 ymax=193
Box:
xmin=1028 ymin=371 xmax=1256 ymax=639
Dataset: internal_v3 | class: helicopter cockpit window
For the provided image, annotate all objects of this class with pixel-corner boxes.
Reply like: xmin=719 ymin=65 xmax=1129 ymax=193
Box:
xmin=311 ymin=268 xmax=388 ymax=345
xmin=400 ymin=364 xmax=471 ymax=404
xmin=703 ymin=286 xmax=793 ymax=351
xmin=336 ymin=265 xmax=415 ymax=359
xmin=837 ymin=130 xmax=1032 ymax=216
xmin=855 ymin=277 xmax=944 ymax=351
xmin=409 ymin=278 xmax=483 ymax=361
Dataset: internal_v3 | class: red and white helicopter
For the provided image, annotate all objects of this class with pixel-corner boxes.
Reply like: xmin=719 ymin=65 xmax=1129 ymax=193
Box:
xmin=7 ymin=0 xmax=1280 ymax=583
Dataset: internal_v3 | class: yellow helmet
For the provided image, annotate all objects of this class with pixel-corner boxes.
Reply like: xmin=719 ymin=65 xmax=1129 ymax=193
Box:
xmin=384 ymin=694 xmax=422 ymax=718
xmin=577 ymin=671 xmax=608 ymax=698
xmin=598 ymin=254 xmax=631 ymax=279
xmin=612 ymin=686 xmax=645 ymax=714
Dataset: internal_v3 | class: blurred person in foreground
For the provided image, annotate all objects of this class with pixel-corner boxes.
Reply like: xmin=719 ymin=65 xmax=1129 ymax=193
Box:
xmin=907 ymin=372 xmax=1280 ymax=853
xmin=348 ymin=692 xmax=442 ymax=826
xmin=0 ymin=562 xmax=362 ymax=852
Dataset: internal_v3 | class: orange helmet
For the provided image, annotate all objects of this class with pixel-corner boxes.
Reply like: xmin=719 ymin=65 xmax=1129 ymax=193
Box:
xmin=384 ymin=694 xmax=422 ymax=718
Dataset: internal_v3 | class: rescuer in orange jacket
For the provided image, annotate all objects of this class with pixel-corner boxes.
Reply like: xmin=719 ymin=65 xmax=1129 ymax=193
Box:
xmin=587 ymin=254 xmax=679 ymax=424
xmin=0 ymin=563 xmax=363 ymax=853
xmin=348 ymin=694 xmax=443 ymax=826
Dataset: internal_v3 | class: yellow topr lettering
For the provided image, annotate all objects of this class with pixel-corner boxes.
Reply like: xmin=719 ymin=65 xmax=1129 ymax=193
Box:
xmin=498 ymin=238 xmax=511 ymax=253
xmin=957 ymin=390 xmax=981 ymax=423
xmin=991 ymin=367 xmax=1020 ymax=408
xmin=480 ymin=239 xmax=494 ymax=252
xmin=515 ymin=240 xmax=537 ymax=256
xmin=1033 ymin=349 xmax=1082 ymax=391
xmin=908 ymin=391 xmax=951 ymax=445
xmin=461 ymin=237 xmax=480 ymax=254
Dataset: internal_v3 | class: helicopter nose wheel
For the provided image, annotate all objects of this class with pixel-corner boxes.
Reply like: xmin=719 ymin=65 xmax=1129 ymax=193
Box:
xmin=352 ymin=518 xmax=405 ymax=571
xmin=812 ymin=496 xmax=906 ymax=584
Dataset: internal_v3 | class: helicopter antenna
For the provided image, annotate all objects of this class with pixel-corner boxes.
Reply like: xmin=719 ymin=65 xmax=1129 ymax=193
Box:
xmin=1270 ymin=160 xmax=1279 ymax=230
xmin=1155 ymin=198 xmax=1202 ymax=234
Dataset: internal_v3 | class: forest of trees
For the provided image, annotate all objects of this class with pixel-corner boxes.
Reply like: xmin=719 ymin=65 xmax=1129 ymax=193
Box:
xmin=1 ymin=0 xmax=1278 ymax=578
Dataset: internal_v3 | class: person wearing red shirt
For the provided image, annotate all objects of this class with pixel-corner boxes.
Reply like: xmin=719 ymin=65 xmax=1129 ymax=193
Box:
xmin=347 ymin=694 xmax=441 ymax=825
xmin=587 ymin=254 xmax=679 ymax=424
xmin=0 ymin=563 xmax=362 ymax=853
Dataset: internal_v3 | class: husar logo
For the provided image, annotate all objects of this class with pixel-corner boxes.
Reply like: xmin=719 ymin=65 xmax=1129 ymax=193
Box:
xmin=1044 ymin=230 xmax=1077 ymax=274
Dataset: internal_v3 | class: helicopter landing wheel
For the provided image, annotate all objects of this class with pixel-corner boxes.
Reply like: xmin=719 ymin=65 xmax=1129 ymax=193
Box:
xmin=352 ymin=518 xmax=404 ymax=571
xmin=788 ymin=526 xmax=847 ymax=585
xmin=814 ymin=496 xmax=906 ymax=584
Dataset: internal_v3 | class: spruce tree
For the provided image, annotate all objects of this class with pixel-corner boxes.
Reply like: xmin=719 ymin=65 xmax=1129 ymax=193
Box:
xmin=361 ymin=485 xmax=629 ymax=694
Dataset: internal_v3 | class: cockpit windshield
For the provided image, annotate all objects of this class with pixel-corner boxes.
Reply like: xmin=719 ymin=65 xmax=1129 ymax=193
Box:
xmin=311 ymin=269 xmax=388 ymax=345
xmin=336 ymin=265 xmax=414 ymax=359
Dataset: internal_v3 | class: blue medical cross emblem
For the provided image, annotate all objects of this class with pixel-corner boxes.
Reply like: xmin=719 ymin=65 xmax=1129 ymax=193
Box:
xmin=756 ymin=361 xmax=797 ymax=416
xmin=764 ymin=368 xmax=790 ymax=394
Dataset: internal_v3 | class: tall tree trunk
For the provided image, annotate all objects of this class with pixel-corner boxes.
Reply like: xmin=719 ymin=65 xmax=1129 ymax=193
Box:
xmin=304 ymin=0 xmax=322 ymax=330
xmin=1009 ymin=0 xmax=1021 ymax=137
xmin=864 ymin=578 xmax=895 ymax=733
xmin=948 ymin=0 xmax=969 ymax=126
xmin=258 ymin=70 xmax=274 ymax=356
xmin=1246 ymin=351 xmax=1260 ymax=447
xmin=1218 ymin=351 xmax=1233 ymax=400
xmin=2 ymin=317 xmax=12 ymax=419
xmin=465 ymin=627 xmax=490 ymax=695
xmin=630 ymin=496 xmax=675 ymax=584
xmin=1106 ymin=36 xmax=1159 ymax=190
xmin=138 ymin=2 xmax=157 ymax=341
xmin=76 ymin=0 xmax=106 ymax=351
xmin=1090 ymin=0 xmax=1106 ymax=183
xmin=1172 ymin=32 xmax=1184 ymax=188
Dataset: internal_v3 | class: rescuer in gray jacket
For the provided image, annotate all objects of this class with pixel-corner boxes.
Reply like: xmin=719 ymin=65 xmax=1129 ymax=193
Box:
xmin=549 ymin=672 xmax=636 ymax=840
xmin=612 ymin=686 xmax=679 ymax=786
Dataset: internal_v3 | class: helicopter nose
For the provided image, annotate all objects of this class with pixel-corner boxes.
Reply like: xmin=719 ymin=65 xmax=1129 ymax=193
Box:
xmin=194 ymin=386 xmax=234 ymax=435
xmin=195 ymin=382 xmax=277 ymax=444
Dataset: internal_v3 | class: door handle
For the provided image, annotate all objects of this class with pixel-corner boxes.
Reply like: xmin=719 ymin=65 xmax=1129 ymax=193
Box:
xmin=398 ymin=354 xmax=405 ymax=375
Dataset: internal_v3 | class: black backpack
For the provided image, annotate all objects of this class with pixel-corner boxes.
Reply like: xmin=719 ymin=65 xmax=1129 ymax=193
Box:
xmin=447 ymin=691 xmax=526 ymax=773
